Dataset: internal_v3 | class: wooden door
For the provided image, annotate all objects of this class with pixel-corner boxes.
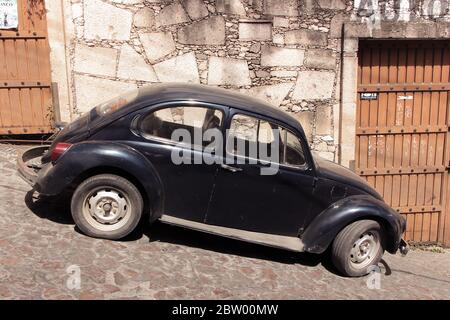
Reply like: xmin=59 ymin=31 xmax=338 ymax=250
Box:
xmin=0 ymin=0 xmax=53 ymax=135
xmin=356 ymin=40 xmax=450 ymax=245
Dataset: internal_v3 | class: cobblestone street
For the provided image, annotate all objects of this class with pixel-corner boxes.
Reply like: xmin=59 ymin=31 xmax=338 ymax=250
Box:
xmin=0 ymin=143 xmax=449 ymax=299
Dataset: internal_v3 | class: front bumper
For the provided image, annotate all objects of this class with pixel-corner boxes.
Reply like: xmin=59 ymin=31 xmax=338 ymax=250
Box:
xmin=17 ymin=145 xmax=50 ymax=186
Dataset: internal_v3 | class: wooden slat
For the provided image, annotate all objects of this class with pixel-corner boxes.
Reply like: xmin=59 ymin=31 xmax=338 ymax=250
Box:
xmin=357 ymin=166 xmax=445 ymax=176
xmin=443 ymin=47 xmax=450 ymax=244
xmin=0 ymin=81 xmax=51 ymax=88
xmin=358 ymin=83 xmax=450 ymax=92
xmin=356 ymin=125 xmax=447 ymax=135
xmin=0 ymin=33 xmax=47 ymax=39
xmin=0 ymin=125 xmax=52 ymax=134
xmin=394 ymin=205 xmax=442 ymax=214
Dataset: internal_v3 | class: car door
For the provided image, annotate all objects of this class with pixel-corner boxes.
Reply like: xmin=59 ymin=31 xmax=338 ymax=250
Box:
xmin=128 ymin=102 xmax=227 ymax=223
xmin=205 ymin=110 xmax=317 ymax=237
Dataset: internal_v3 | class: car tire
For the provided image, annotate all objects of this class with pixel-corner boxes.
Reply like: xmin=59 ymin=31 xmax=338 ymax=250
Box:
xmin=71 ymin=174 xmax=143 ymax=240
xmin=331 ymin=220 xmax=385 ymax=277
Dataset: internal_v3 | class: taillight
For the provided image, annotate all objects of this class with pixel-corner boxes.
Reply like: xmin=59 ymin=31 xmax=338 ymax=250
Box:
xmin=51 ymin=142 xmax=72 ymax=162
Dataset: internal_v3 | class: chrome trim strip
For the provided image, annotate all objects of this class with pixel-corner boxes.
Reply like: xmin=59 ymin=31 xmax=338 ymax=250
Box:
xmin=159 ymin=214 xmax=304 ymax=252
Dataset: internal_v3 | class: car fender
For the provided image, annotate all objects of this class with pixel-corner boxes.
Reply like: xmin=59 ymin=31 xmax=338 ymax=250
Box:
xmin=35 ymin=141 xmax=163 ymax=219
xmin=301 ymin=195 xmax=406 ymax=254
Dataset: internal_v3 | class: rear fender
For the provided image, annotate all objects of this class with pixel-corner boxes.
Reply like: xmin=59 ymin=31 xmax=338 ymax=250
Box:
xmin=301 ymin=195 xmax=406 ymax=254
xmin=36 ymin=141 xmax=163 ymax=219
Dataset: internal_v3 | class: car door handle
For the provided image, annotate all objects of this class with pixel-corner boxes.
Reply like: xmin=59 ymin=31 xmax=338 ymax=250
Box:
xmin=220 ymin=164 xmax=243 ymax=172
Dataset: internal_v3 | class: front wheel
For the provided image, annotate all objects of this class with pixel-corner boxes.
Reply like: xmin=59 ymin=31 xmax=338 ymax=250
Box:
xmin=331 ymin=220 xmax=384 ymax=277
xmin=71 ymin=174 xmax=143 ymax=240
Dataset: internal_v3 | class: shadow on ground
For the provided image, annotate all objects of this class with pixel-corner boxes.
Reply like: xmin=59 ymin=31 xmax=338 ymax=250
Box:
xmin=145 ymin=221 xmax=337 ymax=272
xmin=25 ymin=189 xmax=74 ymax=225
xmin=25 ymin=189 xmax=358 ymax=276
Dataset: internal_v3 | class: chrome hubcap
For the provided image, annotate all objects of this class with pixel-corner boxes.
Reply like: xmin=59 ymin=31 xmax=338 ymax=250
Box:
xmin=82 ymin=188 xmax=131 ymax=231
xmin=349 ymin=232 xmax=380 ymax=269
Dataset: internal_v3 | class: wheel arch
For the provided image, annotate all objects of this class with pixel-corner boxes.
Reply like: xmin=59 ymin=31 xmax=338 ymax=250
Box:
xmin=301 ymin=195 xmax=405 ymax=254
xmin=71 ymin=166 xmax=152 ymax=218
xmin=36 ymin=141 xmax=164 ymax=221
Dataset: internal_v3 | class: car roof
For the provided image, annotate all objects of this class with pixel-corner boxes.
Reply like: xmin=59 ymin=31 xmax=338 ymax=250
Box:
xmin=133 ymin=83 xmax=302 ymax=131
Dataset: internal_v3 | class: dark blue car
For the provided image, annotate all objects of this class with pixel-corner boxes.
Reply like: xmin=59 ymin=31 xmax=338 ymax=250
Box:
xmin=18 ymin=83 xmax=407 ymax=277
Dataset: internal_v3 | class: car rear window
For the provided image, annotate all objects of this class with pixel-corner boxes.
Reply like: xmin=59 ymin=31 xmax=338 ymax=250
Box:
xmin=95 ymin=89 xmax=139 ymax=116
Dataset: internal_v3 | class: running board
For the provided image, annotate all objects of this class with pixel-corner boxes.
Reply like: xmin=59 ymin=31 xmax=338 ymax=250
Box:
xmin=159 ymin=215 xmax=304 ymax=252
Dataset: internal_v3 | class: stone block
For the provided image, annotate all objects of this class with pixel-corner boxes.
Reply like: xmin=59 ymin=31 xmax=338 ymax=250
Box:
xmin=71 ymin=3 xmax=82 ymax=20
xmin=178 ymin=16 xmax=225 ymax=45
xmin=84 ymin=0 xmax=132 ymax=41
xmin=285 ymin=29 xmax=327 ymax=46
xmin=238 ymin=22 xmax=272 ymax=41
xmin=156 ymin=1 xmax=189 ymax=26
xmin=249 ymin=43 xmax=261 ymax=53
xmin=118 ymin=44 xmax=158 ymax=82
xmin=344 ymin=22 xmax=371 ymax=38
xmin=317 ymin=0 xmax=346 ymax=10
xmin=329 ymin=13 xmax=346 ymax=38
xmin=343 ymin=38 xmax=359 ymax=53
xmin=75 ymin=75 xmax=137 ymax=113
xmin=316 ymin=105 xmax=332 ymax=135
xmin=273 ymin=17 xmax=289 ymax=28
xmin=270 ymin=70 xmax=297 ymax=78
xmin=74 ymin=44 xmax=117 ymax=77
xmin=255 ymin=70 xmax=270 ymax=78
xmin=292 ymin=71 xmax=335 ymax=100
xmin=110 ymin=0 xmax=142 ymax=3
xmin=304 ymin=49 xmax=336 ymax=70
xmin=182 ymin=0 xmax=209 ymax=20
xmin=333 ymin=103 xmax=340 ymax=143
xmin=272 ymin=34 xmax=284 ymax=44
xmin=293 ymin=111 xmax=313 ymax=141
xmin=134 ymin=7 xmax=155 ymax=28
xmin=153 ymin=52 xmax=200 ymax=83
xmin=263 ymin=0 xmax=299 ymax=16
xmin=261 ymin=45 xmax=304 ymax=67
xmin=317 ymin=151 xmax=335 ymax=162
xmin=216 ymin=0 xmax=246 ymax=16
xmin=139 ymin=31 xmax=175 ymax=63
xmin=208 ymin=57 xmax=251 ymax=87
xmin=241 ymin=83 xmax=294 ymax=107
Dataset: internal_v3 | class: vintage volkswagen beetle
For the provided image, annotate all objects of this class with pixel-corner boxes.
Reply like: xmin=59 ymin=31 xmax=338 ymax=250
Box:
xmin=18 ymin=83 xmax=407 ymax=277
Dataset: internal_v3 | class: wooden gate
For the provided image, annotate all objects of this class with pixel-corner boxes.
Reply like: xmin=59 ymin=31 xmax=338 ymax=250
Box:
xmin=0 ymin=0 xmax=53 ymax=135
xmin=356 ymin=40 xmax=450 ymax=245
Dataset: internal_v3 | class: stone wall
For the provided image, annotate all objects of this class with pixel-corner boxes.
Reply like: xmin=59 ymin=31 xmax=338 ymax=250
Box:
xmin=56 ymin=0 xmax=450 ymax=161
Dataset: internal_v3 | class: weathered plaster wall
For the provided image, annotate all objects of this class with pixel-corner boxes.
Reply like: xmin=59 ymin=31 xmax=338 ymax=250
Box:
xmin=48 ymin=0 xmax=450 ymax=163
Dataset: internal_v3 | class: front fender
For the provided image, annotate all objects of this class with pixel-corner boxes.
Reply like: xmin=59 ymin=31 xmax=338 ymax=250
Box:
xmin=301 ymin=195 xmax=406 ymax=254
xmin=35 ymin=141 xmax=163 ymax=218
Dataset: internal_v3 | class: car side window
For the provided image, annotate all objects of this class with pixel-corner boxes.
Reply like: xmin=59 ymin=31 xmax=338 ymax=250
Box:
xmin=139 ymin=106 xmax=223 ymax=148
xmin=227 ymin=114 xmax=283 ymax=163
xmin=258 ymin=120 xmax=283 ymax=163
xmin=227 ymin=113 xmax=306 ymax=167
xmin=227 ymin=114 xmax=258 ymax=158
xmin=281 ymin=129 xmax=306 ymax=166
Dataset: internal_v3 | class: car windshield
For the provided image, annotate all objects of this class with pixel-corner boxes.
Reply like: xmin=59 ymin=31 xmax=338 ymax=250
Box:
xmin=95 ymin=89 xmax=140 ymax=116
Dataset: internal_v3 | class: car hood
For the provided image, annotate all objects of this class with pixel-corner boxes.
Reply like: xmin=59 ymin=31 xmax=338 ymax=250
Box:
xmin=313 ymin=154 xmax=383 ymax=201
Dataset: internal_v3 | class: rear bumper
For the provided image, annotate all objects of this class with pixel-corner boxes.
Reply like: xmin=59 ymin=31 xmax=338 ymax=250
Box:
xmin=398 ymin=238 xmax=409 ymax=255
xmin=17 ymin=145 xmax=49 ymax=186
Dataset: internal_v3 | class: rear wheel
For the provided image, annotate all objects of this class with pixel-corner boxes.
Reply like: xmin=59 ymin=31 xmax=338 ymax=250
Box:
xmin=331 ymin=220 xmax=384 ymax=277
xmin=71 ymin=174 xmax=143 ymax=240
